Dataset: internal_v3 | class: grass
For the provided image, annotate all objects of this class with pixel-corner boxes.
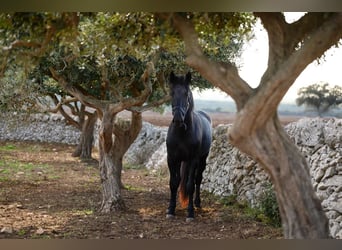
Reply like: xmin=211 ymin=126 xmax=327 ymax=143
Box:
xmin=123 ymin=163 xmax=144 ymax=170
xmin=0 ymin=156 xmax=58 ymax=182
xmin=124 ymin=184 xmax=146 ymax=192
xmin=0 ymin=144 xmax=17 ymax=151
xmin=217 ymin=192 xmax=282 ymax=227
xmin=72 ymin=209 xmax=94 ymax=216
xmin=0 ymin=141 xmax=62 ymax=177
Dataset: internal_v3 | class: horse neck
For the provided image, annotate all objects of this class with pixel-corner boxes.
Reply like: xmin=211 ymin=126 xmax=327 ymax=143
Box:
xmin=184 ymin=102 xmax=194 ymax=128
xmin=184 ymin=92 xmax=194 ymax=128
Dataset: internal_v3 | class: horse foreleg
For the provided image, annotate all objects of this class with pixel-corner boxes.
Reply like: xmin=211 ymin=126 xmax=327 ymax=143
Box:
xmin=166 ymin=159 xmax=180 ymax=218
xmin=194 ymin=174 xmax=202 ymax=208
xmin=186 ymin=161 xmax=197 ymax=222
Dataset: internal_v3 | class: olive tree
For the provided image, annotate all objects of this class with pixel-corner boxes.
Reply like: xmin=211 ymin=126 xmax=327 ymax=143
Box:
xmin=162 ymin=12 xmax=342 ymax=238
xmin=296 ymin=82 xmax=342 ymax=116
xmin=1 ymin=12 xmax=252 ymax=213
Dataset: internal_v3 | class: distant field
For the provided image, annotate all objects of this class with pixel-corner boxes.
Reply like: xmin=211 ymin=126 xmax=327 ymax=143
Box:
xmin=118 ymin=110 xmax=303 ymax=128
xmin=137 ymin=99 xmax=340 ymax=127
xmin=194 ymin=99 xmax=308 ymax=115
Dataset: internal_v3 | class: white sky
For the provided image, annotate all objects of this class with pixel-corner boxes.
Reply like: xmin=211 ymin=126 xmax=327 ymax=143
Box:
xmin=194 ymin=12 xmax=342 ymax=104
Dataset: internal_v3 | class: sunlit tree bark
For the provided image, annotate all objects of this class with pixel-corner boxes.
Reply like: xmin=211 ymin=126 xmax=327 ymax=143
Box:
xmin=166 ymin=12 xmax=342 ymax=238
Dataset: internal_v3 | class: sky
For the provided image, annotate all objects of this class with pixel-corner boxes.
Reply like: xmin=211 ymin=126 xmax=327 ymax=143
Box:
xmin=193 ymin=13 xmax=342 ymax=104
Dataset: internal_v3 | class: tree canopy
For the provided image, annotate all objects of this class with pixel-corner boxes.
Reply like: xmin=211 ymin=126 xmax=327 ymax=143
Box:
xmin=0 ymin=12 xmax=255 ymax=113
xmin=0 ymin=12 xmax=256 ymax=214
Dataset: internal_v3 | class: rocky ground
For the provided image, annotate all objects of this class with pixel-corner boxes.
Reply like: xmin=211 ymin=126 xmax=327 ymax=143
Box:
xmin=0 ymin=141 xmax=282 ymax=239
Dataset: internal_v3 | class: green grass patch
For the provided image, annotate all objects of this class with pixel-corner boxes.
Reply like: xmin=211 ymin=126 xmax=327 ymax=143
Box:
xmin=0 ymin=158 xmax=57 ymax=182
xmin=72 ymin=209 xmax=94 ymax=216
xmin=213 ymin=191 xmax=281 ymax=228
xmin=0 ymin=144 xmax=17 ymax=151
xmin=123 ymin=163 xmax=144 ymax=170
xmin=124 ymin=184 xmax=145 ymax=192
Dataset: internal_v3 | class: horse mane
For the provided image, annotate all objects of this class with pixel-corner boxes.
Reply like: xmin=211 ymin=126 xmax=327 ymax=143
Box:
xmin=187 ymin=86 xmax=194 ymax=113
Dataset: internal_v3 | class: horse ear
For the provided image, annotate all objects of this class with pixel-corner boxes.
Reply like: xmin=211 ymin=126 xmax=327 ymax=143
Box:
xmin=185 ymin=71 xmax=191 ymax=83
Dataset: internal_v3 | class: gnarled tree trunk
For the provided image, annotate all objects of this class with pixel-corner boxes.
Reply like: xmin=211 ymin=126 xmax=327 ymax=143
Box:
xmin=72 ymin=111 xmax=97 ymax=160
xmin=47 ymin=93 xmax=97 ymax=160
xmin=166 ymin=12 xmax=342 ymax=238
xmin=98 ymin=109 xmax=125 ymax=212
xmin=112 ymin=111 xmax=142 ymax=188
xmin=98 ymin=109 xmax=142 ymax=213
xmin=230 ymin=115 xmax=329 ymax=238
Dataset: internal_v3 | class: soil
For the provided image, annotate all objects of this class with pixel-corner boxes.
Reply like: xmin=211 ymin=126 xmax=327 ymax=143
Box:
xmin=0 ymin=112 xmax=291 ymax=239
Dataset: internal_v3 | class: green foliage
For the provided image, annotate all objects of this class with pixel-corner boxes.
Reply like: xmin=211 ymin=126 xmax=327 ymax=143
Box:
xmin=296 ymin=82 xmax=342 ymax=116
xmin=218 ymin=183 xmax=281 ymax=227
xmin=220 ymin=194 xmax=239 ymax=206
xmin=256 ymin=183 xmax=281 ymax=227
xmin=0 ymin=13 xmax=79 ymax=112
xmin=0 ymin=64 xmax=41 ymax=112
xmin=1 ymin=12 xmax=255 ymax=113
xmin=193 ymin=12 xmax=255 ymax=61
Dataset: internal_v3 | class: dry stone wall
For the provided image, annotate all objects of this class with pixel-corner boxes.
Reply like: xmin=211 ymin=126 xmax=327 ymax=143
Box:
xmin=285 ymin=118 xmax=342 ymax=238
xmin=0 ymin=113 xmax=80 ymax=145
xmin=201 ymin=124 xmax=270 ymax=207
xmin=202 ymin=118 xmax=342 ymax=239
xmin=139 ymin=117 xmax=342 ymax=238
xmin=124 ymin=122 xmax=167 ymax=167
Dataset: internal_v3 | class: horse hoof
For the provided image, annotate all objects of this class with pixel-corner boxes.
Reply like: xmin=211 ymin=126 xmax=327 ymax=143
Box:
xmin=166 ymin=214 xmax=175 ymax=220
xmin=186 ymin=217 xmax=194 ymax=223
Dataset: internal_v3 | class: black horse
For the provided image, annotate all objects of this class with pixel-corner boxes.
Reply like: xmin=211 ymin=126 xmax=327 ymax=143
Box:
xmin=166 ymin=71 xmax=212 ymax=222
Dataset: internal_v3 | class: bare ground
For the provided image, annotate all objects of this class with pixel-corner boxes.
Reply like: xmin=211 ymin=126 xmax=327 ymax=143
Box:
xmin=0 ymin=112 xmax=292 ymax=239
xmin=0 ymin=141 xmax=283 ymax=239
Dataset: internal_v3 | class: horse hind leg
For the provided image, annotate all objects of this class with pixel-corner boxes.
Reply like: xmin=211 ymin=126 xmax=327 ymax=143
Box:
xmin=185 ymin=159 xmax=198 ymax=222
xmin=194 ymin=155 xmax=207 ymax=208
xmin=186 ymin=179 xmax=195 ymax=222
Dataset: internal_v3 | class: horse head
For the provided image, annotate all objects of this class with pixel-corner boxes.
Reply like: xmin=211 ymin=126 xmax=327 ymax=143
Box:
xmin=169 ymin=71 xmax=193 ymax=130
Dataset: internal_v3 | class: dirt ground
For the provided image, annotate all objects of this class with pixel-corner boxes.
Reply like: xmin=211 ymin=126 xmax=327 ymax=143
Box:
xmin=0 ymin=112 xmax=294 ymax=239
xmin=0 ymin=140 xmax=283 ymax=239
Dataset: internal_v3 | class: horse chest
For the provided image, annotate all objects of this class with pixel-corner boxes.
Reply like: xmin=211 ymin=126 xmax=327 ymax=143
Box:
xmin=166 ymin=133 xmax=199 ymax=160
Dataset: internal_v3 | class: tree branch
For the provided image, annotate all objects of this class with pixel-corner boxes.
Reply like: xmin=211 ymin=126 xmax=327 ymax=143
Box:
xmin=128 ymin=94 xmax=171 ymax=112
xmin=128 ymin=70 xmax=170 ymax=112
xmin=47 ymin=94 xmax=81 ymax=129
xmin=49 ymin=67 xmax=106 ymax=111
xmin=161 ymin=13 xmax=253 ymax=110
xmin=106 ymin=61 xmax=154 ymax=116
xmin=255 ymin=12 xmax=291 ymax=81
xmin=230 ymin=13 xmax=342 ymax=143
xmin=256 ymin=12 xmax=339 ymax=84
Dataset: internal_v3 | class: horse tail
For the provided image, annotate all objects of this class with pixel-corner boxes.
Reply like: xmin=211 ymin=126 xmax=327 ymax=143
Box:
xmin=179 ymin=161 xmax=189 ymax=208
